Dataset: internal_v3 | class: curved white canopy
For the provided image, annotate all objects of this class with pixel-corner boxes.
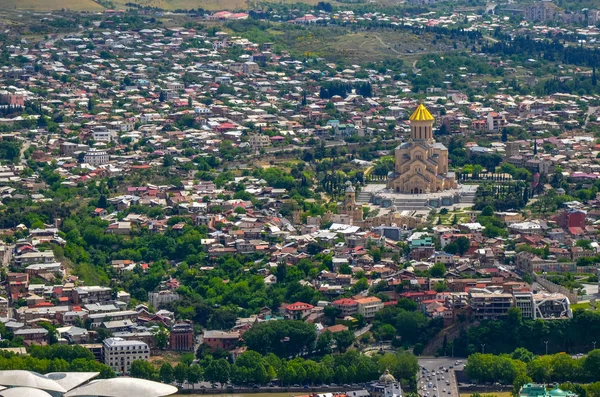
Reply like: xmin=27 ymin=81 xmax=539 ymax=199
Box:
xmin=65 ymin=377 xmax=178 ymax=397
xmin=0 ymin=386 xmax=52 ymax=397
xmin=0 ymin=371 xmax=67 ymax=393
xmin=45 ymin=372 xmax=100 ymax=392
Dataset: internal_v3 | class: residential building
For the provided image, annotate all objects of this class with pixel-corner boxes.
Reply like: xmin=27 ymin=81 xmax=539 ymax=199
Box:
xmin=170 ymin=322 xmax=194 ymax=351
xmin=72 ymin=286 xmax=113 ymax=305
xmin=148 ymin=291 xmax=180 ymax=309
xmin=332 ymin=298 xmax=359 ymax=317
xmin=84 ymin=148 xmax=109 ymax=166
xmin=355 ymin=296 xmax=384 ymax=319
xmin=469 ymin=290 xmax=514 ymax=320
xmin=203 ymin=330 xmax=240 ymax=351
xmin=285 ymin=301 xmax=314 ymax=320
xmin=103 ymin=337 xmax=150 ymax=374
xmin=248 ymin=134 xmax=271 ymax=151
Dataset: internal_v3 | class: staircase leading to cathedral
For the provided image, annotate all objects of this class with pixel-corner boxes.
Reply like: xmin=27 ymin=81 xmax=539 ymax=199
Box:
xmin=461 ymin=190 xmax=476 ymax=204
xmin=392 ymin=197 xmax=431 ymax=210
xmin=356 ymin=191 xmax=373 ymax=204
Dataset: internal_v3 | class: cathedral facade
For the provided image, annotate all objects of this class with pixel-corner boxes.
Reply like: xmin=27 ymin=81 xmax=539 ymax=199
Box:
xmin=387 ymin=104 xmax=456 ymax=194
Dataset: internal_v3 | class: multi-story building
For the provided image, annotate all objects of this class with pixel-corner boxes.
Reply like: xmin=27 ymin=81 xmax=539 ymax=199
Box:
xmin=202 ymin=330 xmax=240 ymax=351
xmin=92 ymin=126 xmax=117 ymax=142
xmin=14 ymin=250 xmax=55 ymax=265
xmin=148 ymin=291 xmax=180 ymax=309
xmin=555 ymin=209 xmax=586 ymax=234
xmin=83 ymin=148 xmax=109 ymax=166
xmin=469 ymin=290 xmax=514 ymax=320
xmin=89 ymin=310 xmax=138 ymax=328
xmin=170 ymin=322 xmax=194 ymax=351
xmin=72 ymin=286 xmax=113 ymax=305
xmin=60 ymin=142 xmax=90 ymax=157
xmin=514 ymin=292 xmax=535 ymax=319
xmin=355 ymin=296 xmax=384 ymax=319
xmin=332 ymin=298 xmax=359 ymax=317
xmin=524 ymin=1 xmax=558 ymax=22
xmin=248 ymin=134 xmax=271 ymax=151
xmin=103 ymin=337 xmax=150 ymax=374
xmin=285 ymin=302 xmax=314 ymax=320
xmin=487 ymin=112 xmax=507 ymax=132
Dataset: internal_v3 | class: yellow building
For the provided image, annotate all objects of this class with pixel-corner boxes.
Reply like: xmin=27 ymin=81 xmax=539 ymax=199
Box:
xmin=387 ymin=104 xmax=456 ymax=194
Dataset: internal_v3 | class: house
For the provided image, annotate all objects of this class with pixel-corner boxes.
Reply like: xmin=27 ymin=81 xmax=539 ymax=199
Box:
xmin=285 ymin=301 xmax=314 ymax=320
xmin=106 ymin=222 xmax=132 ymax=235
xmin=203 ymin=330 xmax=240 ymax=351
xmin=354 ymin=296 xmax=384 ymax=319
xmin=332 ymin=298 xmax=358 ymax=317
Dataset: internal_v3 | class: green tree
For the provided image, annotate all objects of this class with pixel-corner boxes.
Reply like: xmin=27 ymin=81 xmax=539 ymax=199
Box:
xmin=333 ymin=330 xmax=355 ymax=352
xmin=584 ymin=349 xmax=600 ymax=379
xmin=187 ymin=364 xmax=203 ymax=388
xmin=204 ymin=358 xmax=230 ymax=385
xmin=430 ymin=263 xmax=447 ymax=278
xmin=130 ymin=360 xmax=157 ymax=380
xmin=159 ymin=363 xmax=174 ymax=384
xmin=174 ymin=362 xmax=188 ymax=386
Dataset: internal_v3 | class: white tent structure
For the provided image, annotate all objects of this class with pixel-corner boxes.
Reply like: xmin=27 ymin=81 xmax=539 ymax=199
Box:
xmin=0 ymin=371 xmax=178 ymax=397
xmin=0 ymin=371 xmax=66 ymax=393
xmin=64 ymin=378 xmax=178 ymax=397
xmin=0 ymin=387 xmax=52 ymax=397
xmin=46 ymin=372 xmax=100 ymax=392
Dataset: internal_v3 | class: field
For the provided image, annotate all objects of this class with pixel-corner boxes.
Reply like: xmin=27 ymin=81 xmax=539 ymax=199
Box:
xmin=571 ymin=302 xmax=599 ymax=311
xmin=0 ymin=0 xmax=104 ymax=11
xmin=460 ymin=392 xmax=512 ymax=397
xmin=1 ymin=0 xmax=347 ymax=12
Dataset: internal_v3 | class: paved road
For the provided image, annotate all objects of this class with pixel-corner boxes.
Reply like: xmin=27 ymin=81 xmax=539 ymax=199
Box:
xmin=418 ymin=358 xmax=465 ymax=397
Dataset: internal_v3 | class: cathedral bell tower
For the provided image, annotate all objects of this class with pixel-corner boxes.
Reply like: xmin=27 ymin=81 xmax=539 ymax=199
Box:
xmin=410 ymin=104 xmax=435 ymax=143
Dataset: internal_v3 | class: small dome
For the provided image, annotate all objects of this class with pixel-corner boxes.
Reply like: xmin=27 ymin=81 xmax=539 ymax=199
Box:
xmin=549 ymin=389 xmax=567 ymax=396
xmin=345 ymin=181 xmax=355 ymax=193
xmin=379 ymin=369 xmax=396 ymax=383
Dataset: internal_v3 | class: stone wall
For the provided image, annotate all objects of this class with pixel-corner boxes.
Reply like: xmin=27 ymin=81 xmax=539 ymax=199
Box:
xmin=533 ymin=273 xmax=578 ymax=303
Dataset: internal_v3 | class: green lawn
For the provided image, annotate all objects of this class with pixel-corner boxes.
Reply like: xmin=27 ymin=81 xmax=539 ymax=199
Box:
xmin=571 ymin=302 xmax=599 ymax=311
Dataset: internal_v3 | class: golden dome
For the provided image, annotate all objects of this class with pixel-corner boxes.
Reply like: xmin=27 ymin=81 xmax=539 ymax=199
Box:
xmin=409 ymin=104 xmax=434 ymax=121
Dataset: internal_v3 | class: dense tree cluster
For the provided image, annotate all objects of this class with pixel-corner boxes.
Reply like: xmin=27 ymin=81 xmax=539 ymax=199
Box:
xmin=132 ymin=349 xmax=418 ymax=387
xmin=372 ymin=300 xmax=444 ymax=354
xmin=453 ymin=308 xmax=600 ymax=356
xmin=0 ymin=345 xmax=114 ymax=378
xmin=466 ymin=348 xmax=600 ymax=388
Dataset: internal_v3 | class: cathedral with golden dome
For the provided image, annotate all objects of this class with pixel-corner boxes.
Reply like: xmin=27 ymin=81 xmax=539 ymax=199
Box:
xmin=386 ymin=104 xmax=457 ymax=194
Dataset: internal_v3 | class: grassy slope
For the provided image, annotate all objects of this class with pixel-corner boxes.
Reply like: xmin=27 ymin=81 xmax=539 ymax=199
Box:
xmin=2 ymin=0 xmax=104 ymax=11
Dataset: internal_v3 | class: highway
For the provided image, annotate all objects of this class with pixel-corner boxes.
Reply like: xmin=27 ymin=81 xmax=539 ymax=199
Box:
xmin=417 ymin=358 xmax=465 ymax=397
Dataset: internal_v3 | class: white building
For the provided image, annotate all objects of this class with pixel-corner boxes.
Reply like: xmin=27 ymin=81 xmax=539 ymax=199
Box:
xmin=92 ymin=126 xmax=117 ymax=142
xmin=84 ymin=148 xmax=109 ymax=166
xmin=148 ymin=291 xmax=180 ymax=309
xmin=103 ymin=337 xmax=150 ymax=374
xmin=515 ymin=292 xmax=572 ymax=320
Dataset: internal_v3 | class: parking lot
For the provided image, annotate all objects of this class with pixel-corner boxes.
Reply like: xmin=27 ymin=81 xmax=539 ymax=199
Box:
xmin=417 ymin=358 xmax=465 ymax=397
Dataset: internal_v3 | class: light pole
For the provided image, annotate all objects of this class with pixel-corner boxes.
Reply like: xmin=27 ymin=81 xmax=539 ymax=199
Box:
xmin=481 ymin=344 xmax=485 ymax=354
xmin=544 ymin=341 xmax=549 ymax=355
xmin=593 ymin=341 xmax=597 ymax=351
